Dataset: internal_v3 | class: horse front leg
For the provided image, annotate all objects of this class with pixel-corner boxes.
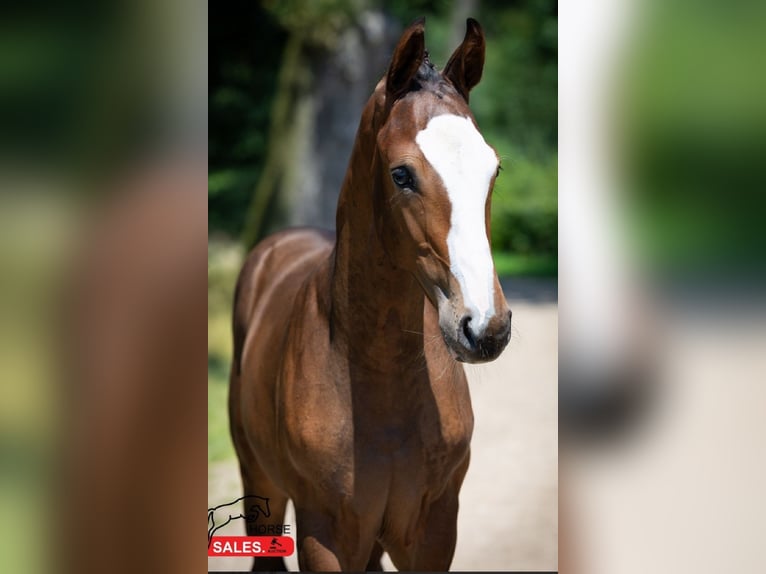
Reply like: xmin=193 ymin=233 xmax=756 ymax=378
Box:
xmin=383 ymin=490 xmax=460 ymax=572
xmin=412 ymin=489 xmax=461 ymax=571
xmin=388 ymin=455 xmax=470 ymax=571
xmin=295 ymin=506 xmax=379 ymax=571
xmin=365 ymin=540 xmax=385 ymax=571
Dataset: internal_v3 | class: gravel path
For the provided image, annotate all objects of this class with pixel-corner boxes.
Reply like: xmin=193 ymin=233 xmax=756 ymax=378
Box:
xmin=209 ymin=280 xmax=558 ymax=572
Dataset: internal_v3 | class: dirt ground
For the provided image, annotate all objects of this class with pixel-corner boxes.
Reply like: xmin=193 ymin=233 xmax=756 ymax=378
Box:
xmin=208 ymin=279 xmax=558 ymax=572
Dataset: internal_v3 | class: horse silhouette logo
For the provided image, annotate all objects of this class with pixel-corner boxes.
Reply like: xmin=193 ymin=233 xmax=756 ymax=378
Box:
xmin=207 ymin=495 xmax=271 ymax=546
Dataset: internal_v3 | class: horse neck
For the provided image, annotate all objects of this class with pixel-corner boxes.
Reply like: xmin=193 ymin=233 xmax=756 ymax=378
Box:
xmin=329 ymin=100 xmax=426 ymax=371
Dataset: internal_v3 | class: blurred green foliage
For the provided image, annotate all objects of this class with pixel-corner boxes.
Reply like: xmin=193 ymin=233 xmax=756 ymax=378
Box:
xmin=209 ymin=1 xmax=557 ymax=261
xmin=209 ymin=2 xmax=287 ymax=237
xmin=620 ymin=1 xmax=766 ymax=275
xmin=475 ymin=1 xmax=557 ymax=257
xmin=263 ymin=0 xmax=364 ymax=47
xmin=0 ymin=3 xmax=167 ymax=176
xmin=490 ymin=153 xmax=557 ymax=255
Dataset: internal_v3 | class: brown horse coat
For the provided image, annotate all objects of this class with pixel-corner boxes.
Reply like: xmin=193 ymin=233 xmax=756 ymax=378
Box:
xmin=230 ymin=18 xmax=512 ymax=571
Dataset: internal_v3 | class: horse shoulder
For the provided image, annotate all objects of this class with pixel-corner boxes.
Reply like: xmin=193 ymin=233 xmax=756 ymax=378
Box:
xmin=235 ymin=229 xmax=338 ymax=467
xmin=278 ymin=274 xmax=356 ymax=498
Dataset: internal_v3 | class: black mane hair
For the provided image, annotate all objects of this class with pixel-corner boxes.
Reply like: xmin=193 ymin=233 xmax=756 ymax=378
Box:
xmin=411 ymin=50 xmax=457 ymax=99
xmin=416 ymin=51 xmax=440 ymax=82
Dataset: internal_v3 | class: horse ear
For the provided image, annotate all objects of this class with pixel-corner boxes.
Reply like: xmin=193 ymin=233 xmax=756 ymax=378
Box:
xmin=386 ymin=17 xmax=426 ymax=104
xmin=443 ymin=18 xmax=485 ymax=102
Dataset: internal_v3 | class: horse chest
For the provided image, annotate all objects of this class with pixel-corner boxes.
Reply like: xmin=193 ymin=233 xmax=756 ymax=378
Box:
xmin=390 ymin=404 xmax=472 ymax=484
xmin=281 ymin=359 xmax=472 ymax=494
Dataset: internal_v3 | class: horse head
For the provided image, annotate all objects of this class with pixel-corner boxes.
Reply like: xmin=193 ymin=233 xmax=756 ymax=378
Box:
xmin=371 ymin=18 xmax=512 ymax=363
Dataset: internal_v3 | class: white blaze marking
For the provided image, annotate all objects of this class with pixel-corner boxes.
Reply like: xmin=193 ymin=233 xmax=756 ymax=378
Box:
xmin=416 ymin=114 xmax=499 ymax=331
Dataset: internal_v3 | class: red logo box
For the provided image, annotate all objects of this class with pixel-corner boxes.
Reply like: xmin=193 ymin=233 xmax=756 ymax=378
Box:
xmin=208 ymin=536 xmax=295 ymax=557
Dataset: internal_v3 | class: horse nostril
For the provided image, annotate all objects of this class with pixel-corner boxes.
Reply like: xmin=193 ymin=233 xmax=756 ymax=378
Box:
xmin=460 ymin=315 xmax=476 ymax=348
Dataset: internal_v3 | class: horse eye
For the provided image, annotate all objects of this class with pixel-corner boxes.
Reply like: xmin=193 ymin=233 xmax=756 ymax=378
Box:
xmin=391 ymin=166 xmax=415 ymax=190
xmin=496 ymin=164 xmax=503 ymax=178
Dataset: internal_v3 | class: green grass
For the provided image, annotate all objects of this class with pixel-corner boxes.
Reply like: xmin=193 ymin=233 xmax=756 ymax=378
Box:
xmin=208 ymin=239 xmax=242 ymax=464
xmin=209 ymin=371 xmax=236 ymax=463
xmin=493 ymin=251 xmax=558 ymax=278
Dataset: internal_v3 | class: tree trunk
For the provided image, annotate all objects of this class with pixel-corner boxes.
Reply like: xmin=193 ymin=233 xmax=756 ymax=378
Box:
xmin=448 ymin=0 xmax=479 ymax=50
xmin=242 ymin=11 xmax=400 ymax=248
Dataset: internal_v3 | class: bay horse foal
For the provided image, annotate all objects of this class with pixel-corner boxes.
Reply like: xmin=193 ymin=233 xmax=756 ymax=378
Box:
xmin=230 ymin=18 xmax=512 ymax=571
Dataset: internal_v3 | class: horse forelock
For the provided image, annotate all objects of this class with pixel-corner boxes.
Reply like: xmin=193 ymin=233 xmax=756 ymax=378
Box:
xmin=410 ymin=59 xmax=462 ymax=105
xmin=373 ymin=54 xmax=466 ymax=128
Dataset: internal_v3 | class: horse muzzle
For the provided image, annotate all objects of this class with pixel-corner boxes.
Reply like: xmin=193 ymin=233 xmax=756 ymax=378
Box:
xmin=439 ymin=302 xmax=512 ymax=364
xmin=457 ymin=309 xmax=512 ymax=362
